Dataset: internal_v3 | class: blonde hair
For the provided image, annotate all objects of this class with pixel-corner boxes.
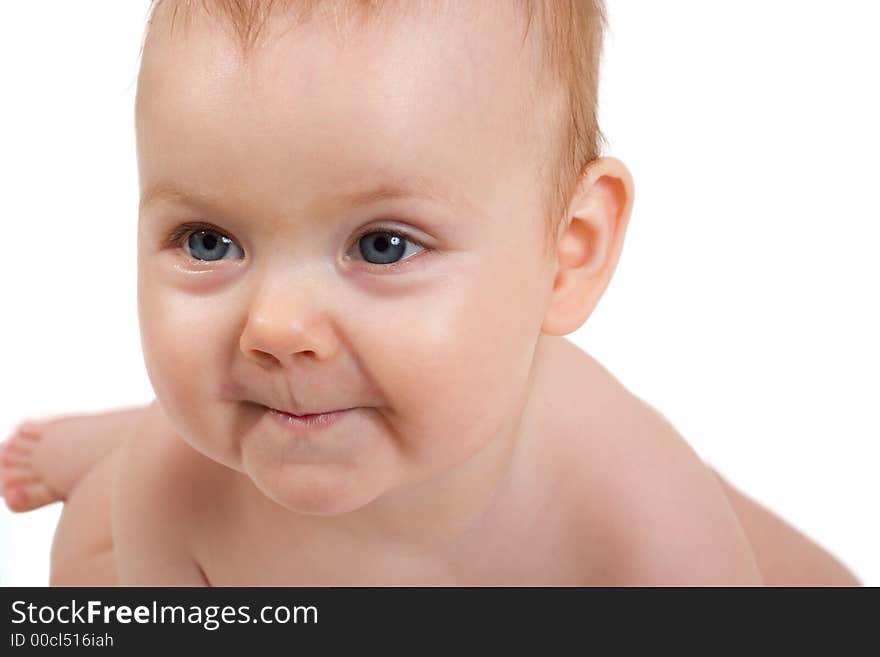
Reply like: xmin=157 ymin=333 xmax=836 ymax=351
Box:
xmin=141 ymin=0 xmax=608 ymax=257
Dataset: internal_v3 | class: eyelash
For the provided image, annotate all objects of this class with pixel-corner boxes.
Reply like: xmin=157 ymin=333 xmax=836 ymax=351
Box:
xmin=161 ymin=221 xmax=429 ymax=271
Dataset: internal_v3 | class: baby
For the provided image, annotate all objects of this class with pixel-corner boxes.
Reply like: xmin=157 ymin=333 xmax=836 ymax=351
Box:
xmin=0 ymin=0 xmax=862 ymax=586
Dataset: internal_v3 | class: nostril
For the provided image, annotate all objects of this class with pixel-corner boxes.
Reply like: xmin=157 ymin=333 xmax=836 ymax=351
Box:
xmin=247 ymin=349 xmax=281 ymax=367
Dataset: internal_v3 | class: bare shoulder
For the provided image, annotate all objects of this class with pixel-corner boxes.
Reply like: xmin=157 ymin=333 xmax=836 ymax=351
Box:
xmin=547 ymin=344 xmax=762 ymax=585
xmin=112 ymin=399 xmax=222 ymax=585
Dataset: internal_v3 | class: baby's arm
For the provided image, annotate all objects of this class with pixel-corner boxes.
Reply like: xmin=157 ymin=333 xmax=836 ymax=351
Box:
xmin=708 ymin=467 xmax=861 ymax=586
xmin=111 ymin=400 xmax=209 ymax=586
xmin=617 ymin=480 xmax=763 ymax=585
xmin=590 ymin=431 xmax=764 ymax=585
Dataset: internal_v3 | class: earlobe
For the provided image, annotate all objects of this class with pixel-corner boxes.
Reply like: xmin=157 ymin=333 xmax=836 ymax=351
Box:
xmin=540 ymin=156 xmax=635 ymax=337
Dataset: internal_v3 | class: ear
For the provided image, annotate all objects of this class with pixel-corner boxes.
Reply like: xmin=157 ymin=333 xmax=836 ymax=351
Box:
xmin=541 ymin=156 xmax=635 ymax=336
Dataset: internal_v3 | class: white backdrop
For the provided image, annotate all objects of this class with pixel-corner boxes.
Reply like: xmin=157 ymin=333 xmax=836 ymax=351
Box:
xmin=1 ymin=1 xmax=877 ymax=586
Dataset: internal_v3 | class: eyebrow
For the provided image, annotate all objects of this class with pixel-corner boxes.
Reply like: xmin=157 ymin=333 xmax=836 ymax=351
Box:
xmin=139 ymin=177 xmax=476 ymax=216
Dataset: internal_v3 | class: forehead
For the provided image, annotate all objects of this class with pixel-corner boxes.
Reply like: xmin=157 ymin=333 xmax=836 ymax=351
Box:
xmin=136 ymin=1 xmax=562 ymax=221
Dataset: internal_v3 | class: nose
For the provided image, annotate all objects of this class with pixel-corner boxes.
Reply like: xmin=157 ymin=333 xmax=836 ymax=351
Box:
xmin=239 ymin=279 xmax=339 ymax=367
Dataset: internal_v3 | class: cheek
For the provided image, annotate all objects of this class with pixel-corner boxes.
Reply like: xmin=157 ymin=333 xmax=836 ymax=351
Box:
xmin=357 ymin=252 xmax=550 ymax=464
xmin=138 ymin=272 xmax=240 ymax=455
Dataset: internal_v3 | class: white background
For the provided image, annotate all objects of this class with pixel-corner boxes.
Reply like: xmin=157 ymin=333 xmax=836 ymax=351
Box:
xmin=1 ymin=1 xmax=877 ymax=585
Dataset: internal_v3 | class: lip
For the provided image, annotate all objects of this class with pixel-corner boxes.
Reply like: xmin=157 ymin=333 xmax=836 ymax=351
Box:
xmin=265 ymin=406 xmax=354 ymax=432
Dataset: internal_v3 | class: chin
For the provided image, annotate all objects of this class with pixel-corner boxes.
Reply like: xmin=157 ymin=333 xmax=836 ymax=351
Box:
xmin=248 ymin=463 xmax=385 ymax=516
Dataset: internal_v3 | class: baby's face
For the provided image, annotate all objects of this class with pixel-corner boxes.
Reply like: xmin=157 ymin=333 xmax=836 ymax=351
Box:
xmin=136 ymin=2 xmax=562 ymax=514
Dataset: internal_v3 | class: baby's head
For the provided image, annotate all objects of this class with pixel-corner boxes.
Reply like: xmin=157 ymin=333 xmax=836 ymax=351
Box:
xmin=135 ymin=0 xmax=633 ymax=516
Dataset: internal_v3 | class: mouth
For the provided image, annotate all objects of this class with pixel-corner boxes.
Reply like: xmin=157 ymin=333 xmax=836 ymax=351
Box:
xmin=263 ymin=405 xmax=355 ymax=431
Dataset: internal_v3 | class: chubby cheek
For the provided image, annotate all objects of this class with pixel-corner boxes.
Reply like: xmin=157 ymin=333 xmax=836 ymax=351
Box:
xmin=138 ymin=266 xmax=241 ymax=466
xmin=359 ymin=251 xmax=549 ymax=473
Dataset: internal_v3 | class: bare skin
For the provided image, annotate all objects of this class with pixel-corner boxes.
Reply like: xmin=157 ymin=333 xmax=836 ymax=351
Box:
xmin=1 ymin=338 xmax=862 ymax=586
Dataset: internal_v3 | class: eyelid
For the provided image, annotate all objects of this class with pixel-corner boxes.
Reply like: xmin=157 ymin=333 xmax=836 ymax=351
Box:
xmin=350 ymin=223 xmax=428 ymax=250
xmin=160 ymin=221 xmax=239 ymax=252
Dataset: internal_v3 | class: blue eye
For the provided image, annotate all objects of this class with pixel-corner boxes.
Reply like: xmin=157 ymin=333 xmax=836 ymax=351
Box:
xmin=166 ymin=223 xmax=424 ymax=268
xmin=355 ymin=230 xmax=425 ymax=266
xmin=185 ymin=229 xmax=243 ymax=261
